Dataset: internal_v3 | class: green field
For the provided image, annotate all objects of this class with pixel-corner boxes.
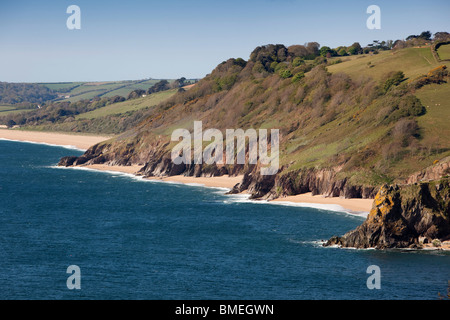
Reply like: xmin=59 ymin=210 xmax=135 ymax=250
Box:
xmin=437 ymin=44 xmax=450 ymax=61
xmin=327 ymin=47 xmax=442 ymax=81
xmin=40 ymin=82 xmax=85 ymax=92
xmin=41 ymin=79 xmax=174 ymax=103
xmin=0 ymin=105 xmax=15 ymax=112
xmin=415 ymin=82 xmax=450 ymax=145
xmin=77 ymin=89 xmax=178 ymax=119
xmin=0 ymin=105 xmax=34 ymax=116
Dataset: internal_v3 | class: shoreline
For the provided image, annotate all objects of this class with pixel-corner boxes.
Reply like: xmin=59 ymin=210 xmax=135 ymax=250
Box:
xmin=0 ymin=129 xmax=111 ymax=151
xmin=0 ymin=129 xmax=373 ymax=214
xmin=3 ymin=132 xmax=448 ymax=251
xmin=79 ymin=164 xmax=373 ymax=215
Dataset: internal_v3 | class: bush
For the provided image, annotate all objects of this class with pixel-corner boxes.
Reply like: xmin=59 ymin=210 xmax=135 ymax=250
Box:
xmin=279 ymin=69 xmax=293 ymax=79
xmin=384 ymin=71 xmax=405 ymax=93
xmin=291 ymin=72 xmax=305 ymax=83
xmin=398 ymin=95 xmax=426 ymax=117
xmin=432 ymin=239 xmax=442 ymax=247
xmin=7 ymin=119 xmax=16 ymax=128
xmin=292 ymin=57 xmax=304 ymax=67
xmin=392 ymin=118 xmax=420 ymax=146
xmin=411 ymin=65 xmax=448 ymax=89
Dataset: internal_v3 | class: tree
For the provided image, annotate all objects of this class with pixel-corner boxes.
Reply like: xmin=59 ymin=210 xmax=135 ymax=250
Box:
xmin=347 ymin=46 xmax=358 ymax=55
xmin=127 ymin=89 xmax=146 ymax=100
xmin=419 ymin=31 xmax=432 ymax=41
xmin=338 ymin=48 xmax=348 ymax=56
xmin=7 ymin=119 xmax=16 ymax=128
xmin=287 ymin=45 xmax=308 ymax=58
xmin=292 ymin=57 xmax=304 ymax=67
xmin=349 ymin=42 xmax=362 ymax=54
xmin=434 ymin=32 xmax=450 ymax=41
xmin=305 ymin=42 xmax=320 ymax=58
xmin=386 ymin=40 xmax=394 ymax=49
xmin=147 ymin=80 xmax=170 ymax=94
xmin=279 ymin=69 xmax=292 ymax=79
xmin=171 ymin=77 xmax=187 ymax=89
xmin=320 ymin=46 xmax=332 ymax=57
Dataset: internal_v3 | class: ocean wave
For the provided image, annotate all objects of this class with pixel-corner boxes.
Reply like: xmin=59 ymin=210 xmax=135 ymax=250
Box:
xmin=0 ymin=138 xmax=85 ymax=151
xmin=267 ymin=200 xmax=369 ymax=218
xmin=50 ymin=165 xmax=233 ymax=191
xmin=222 ymin=194 xmax=368 ymax=217
xmin=288 ymin=239 xmax=327 ymax=247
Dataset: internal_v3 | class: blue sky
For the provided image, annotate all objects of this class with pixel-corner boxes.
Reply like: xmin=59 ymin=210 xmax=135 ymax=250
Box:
xmin=0 ymin=0 xmax=449 ymax=82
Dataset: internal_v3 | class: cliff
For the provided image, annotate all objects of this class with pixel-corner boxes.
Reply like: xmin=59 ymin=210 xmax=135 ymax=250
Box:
xmin=324 ymin=178 xmax=450 ymax=249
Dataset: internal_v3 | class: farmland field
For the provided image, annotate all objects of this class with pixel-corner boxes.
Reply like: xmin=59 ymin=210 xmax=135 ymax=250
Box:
xmin=77 ymin=89 xmax=178 ymax=119
xmin=437 ymin=44 xmax=450 ymax=60
xmin=327 ymin=47 xmax=441 ymax=81
xmin=40 ymin=79 xmax=177 ymax=103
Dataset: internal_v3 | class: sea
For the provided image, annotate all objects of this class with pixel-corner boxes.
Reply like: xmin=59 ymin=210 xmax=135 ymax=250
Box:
xmin=0 ymin=139 xmax=449 ymax=300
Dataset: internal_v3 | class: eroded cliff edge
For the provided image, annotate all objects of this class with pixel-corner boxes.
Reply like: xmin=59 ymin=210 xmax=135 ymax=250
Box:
xmin=324 ymin=178 xmax=450 ymax=249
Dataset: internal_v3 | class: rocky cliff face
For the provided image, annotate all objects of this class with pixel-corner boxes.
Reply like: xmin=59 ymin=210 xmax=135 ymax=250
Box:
xmin=59 ymin=141 xmax=377 ymax=201
xmin=325 ymin=178 xmax=450 ymax=249
xmin=404 ymin=156 xmax=450 ymax=184
xmin=226 ymin=167 xmax=377 ymax=200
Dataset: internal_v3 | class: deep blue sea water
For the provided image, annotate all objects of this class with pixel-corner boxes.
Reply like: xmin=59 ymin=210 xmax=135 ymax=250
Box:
xmin=0 ymin=140 xmax=449 ymax=300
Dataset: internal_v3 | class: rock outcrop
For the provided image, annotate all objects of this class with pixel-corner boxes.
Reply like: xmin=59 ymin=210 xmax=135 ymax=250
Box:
xmin=58 ymin=140 xmax=377 ymax=201
xmin=403 ymin=156 xmax=450 ymax=184
xmin=324 ymin=178 xmax=450 ymax=249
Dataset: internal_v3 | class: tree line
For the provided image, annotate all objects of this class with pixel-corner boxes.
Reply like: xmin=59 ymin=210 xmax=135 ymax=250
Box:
xmin=0 ymin=82 xmax=57 ymax=105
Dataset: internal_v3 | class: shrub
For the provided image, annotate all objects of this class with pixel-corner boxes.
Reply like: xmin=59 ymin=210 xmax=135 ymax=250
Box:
xmin=291 ymin=72 xmax=305 ymax=83
xmin=384 ymin=71 xmax=405 ymax=93
xmin=432 ymin=239 xmax=442 ymax=247
xmin=270 ymin=61 xmax=279 ymax=72
xmin=398 ymin=95 xmax=426 ymax=117
xmin=411 ymin=65 xmax=448 ymax=89
xmin=279 ymin=69 xmax=293 ymax=79
xmin=292 ymin=57 xmax=305 ymax=67
xmin=392 ymin=118 xmax=420 ymax=146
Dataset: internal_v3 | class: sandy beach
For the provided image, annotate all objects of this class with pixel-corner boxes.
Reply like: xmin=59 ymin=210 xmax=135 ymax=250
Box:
xmin=272 ymin=193 xmax=374 ymax=213
xmin=1 ymin=129 xmax=374 ymax=213
xmin=82 ymin=164 xmax=243 ymax=189
xmin=0 ymin=129 xmax=111 ymax=150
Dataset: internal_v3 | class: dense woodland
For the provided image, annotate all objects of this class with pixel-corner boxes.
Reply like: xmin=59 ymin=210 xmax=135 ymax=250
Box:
xmin=0 ymin=82 xmax=57 ymax=105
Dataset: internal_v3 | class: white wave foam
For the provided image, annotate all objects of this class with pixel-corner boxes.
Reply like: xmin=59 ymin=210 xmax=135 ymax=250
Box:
xmin=267 ymin=200 xmax=369 ymax=218
xmin=50 ymin=166 xmax=233 ymax=191
xmin=222 ymin=194 xmax=368 ymax=217
xmin=0 ymin=138 xmax=85 ymax=151
xmin=288 ymin=239 xmax=327 ymax=247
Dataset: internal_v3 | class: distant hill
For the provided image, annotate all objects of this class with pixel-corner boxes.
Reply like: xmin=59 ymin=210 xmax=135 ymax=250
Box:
xmin=0 ymin=82 xmax=57 ymax=105
xmin=0 ymin=78 xmax=197 ymax=133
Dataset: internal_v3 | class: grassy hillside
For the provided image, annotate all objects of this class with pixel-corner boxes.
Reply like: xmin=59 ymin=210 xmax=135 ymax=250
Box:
xmin=71 ymin=44 xmax=448 ymax=191
xmin=327 ymin=47 xmax=440 ymax=81
xmin=43 ymin=80 xmax=165 ymax=103
xmin=77 ymin=89 xmax=177 ymax=119
xmin=437 ymin=44 xmax=450 ymax=60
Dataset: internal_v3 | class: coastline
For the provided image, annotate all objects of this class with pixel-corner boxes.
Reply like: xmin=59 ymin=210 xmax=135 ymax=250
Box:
xmin=81 ymin=164 xmax=373 ymax=214
xmin=4 ymin=130 xmax=449 ymax=251
xmin=0 ymin=129 xmax=373 ymax=214
xmin=0 ymin=128 xmax=111 ymax=151
xmin=272 ymin=194 xmax=373 ymax=215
